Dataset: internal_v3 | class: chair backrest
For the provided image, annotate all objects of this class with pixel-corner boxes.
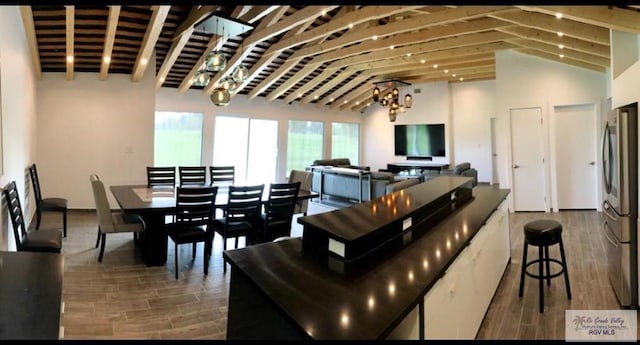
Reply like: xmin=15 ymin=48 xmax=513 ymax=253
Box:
xmin=288 ymin=170 xmax=311 ymax=214
xmin=3 ymin=181 xmax=28 ymax=251
xmin=209 ymin=166 xmax=235 ymax=186
xmin=90 ymin=174 xmax=117 ymax=233
xmin=225 ymin=184 xmax=264 ymax=223
xmin=28 ymin=163 xmax=43 ymax=204
xmin=179 ymin=166 xmax=207 ymax=186
xmin=174 ymin=186 xmax=218 ymax=226
xmin=264 ymin=181 xmax=300 ymax=226
xmin=147 ymin=166 xmax=176 ymax=187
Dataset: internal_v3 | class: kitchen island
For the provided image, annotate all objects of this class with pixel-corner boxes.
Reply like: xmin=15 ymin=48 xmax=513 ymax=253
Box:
xmin=224 ymin=177 xmax=510 ymax=340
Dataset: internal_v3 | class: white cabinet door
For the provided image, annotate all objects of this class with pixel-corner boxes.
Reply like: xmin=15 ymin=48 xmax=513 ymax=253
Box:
xmin=387 ymin=305 xmax=420 ymax=340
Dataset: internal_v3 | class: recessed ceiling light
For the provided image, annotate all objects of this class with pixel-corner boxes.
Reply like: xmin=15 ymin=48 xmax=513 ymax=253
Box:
xmin=66 ymin=55 xmax=74 ymax=63
xmin=406 ymin=53 xmax=411 ymax=57
xmin=141 ymin=58 xmax=148 ymax=66
xmin=343 ymin=100 xmax=348 ymax=104
xmin=444 ymin=69 xmax=449 ymax=74
xmin=555 ymin=12 xmax=563 ymax=19
xmin=372 ymin=35 xmax=378 ymax=40
xmin=356 ymin=101 xmax=360 ymax=105
xmin=314 ymin=95 xmax=319 ymax=99
xmin=452 ymin=73 xmax=456 ymax=77
xmin=298 ymin=93 xmax=303 ymax=97
xmin=420 ymin=59 xmax=425 ymax=64
xmin=330 ymin=98 xmax=334 ymax=102
xmin=348 ymin=23 xmax=353 ymax=29
xmin=559 ymin=54 xmax=564 ymax=58
xmin=433 ymin=64 xmax=438 ymax=68
xmin=558 ymin=44 xmax=564 ymax=49
xmin=103 ymin=56 xmax=111 ymax=63
xmin=389 ymin=45 xmax=394 ymax=50
xmin=557 ymin=32 xmax=564 ymax=37
xmin=459 ymin=77 xmax=464 ymax=81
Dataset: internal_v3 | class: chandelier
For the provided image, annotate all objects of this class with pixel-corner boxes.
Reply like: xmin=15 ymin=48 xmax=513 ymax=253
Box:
xmin=193 ymin=13 xmax=254 ymax=106
xmin=372 ymin=80 xmax=413 ymax=122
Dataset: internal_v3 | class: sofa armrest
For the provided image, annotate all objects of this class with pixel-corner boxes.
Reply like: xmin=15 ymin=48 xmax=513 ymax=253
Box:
xmin=385 ymin=178 xmax=420 ymax=194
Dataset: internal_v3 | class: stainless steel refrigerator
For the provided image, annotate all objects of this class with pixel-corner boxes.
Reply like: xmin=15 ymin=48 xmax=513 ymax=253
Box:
xmin=602 ymin=101 xmax=638 ymax=308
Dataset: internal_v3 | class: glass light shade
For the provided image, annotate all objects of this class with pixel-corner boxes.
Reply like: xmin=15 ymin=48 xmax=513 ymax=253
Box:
xmin=211 ymin=87 xmax=230 ymax=106
xmin=372 ymin=87 xmax=380 ymax=102
xmin=220 ymin=76 xmax=238 ymax=92
xmin=381 ymin=98 xmax=389 ymax=107
xmin=392 ymin=87 xmax=399 ymax=97
xmin=389 ymin=108 xmax=397 ymax=122
xmin=399 ymin=105 xmax=405 ymax=113
xmin=404 ymin=94 xmax=413 ymax=108
xmin=193 ymin=69 xmax=210 ymax=87
xmin=391 ymin=101 xmax=399 ymax=109
xmin=232 ymin=64 xmax=249 ymax=82
xmin=205 ymin=50 xmax=227 ymax=72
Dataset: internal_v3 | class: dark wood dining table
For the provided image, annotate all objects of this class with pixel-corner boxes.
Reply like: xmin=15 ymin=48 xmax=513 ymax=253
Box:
xmin=110 ymin=184 xmax=318 ymax=266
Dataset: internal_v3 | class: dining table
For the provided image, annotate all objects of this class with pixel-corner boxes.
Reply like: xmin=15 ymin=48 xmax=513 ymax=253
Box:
xmin=110 ymin=184 xmax=319 ymax=266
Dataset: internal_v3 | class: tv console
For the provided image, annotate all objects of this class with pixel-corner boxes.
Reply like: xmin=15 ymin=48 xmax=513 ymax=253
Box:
xmin=387 ymin=161 xmax=448 ymax=174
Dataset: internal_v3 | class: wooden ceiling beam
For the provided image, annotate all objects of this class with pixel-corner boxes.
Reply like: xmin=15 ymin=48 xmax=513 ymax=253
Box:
xmin=65 ymin=5 xmax=74 ymax=80
xmin=100 ymin=5 xmax=120 ymax=81
xmin=514 ymin=48 xmax=607 ymax=73
xmin=519 ymin=5 xmax=640 ymax=34
xmin=239 ymin=5 xmax=281 ymax=24
xmin=19 ymin=6 xmax=42 ymax=80
xmin=132 ymin=5 xmax=170 ymax=82
xmin=312 ymin=73 xmax=372 ymax=106
xmin=496 ymin=26 xmax=609 ymax=58
xmin=506 ymin=38 xmax=610 ymax=67
xmin=173 ymin=6 xmax=215 ymax=41
xmin=489 ymin=9 xmax=610 ymax=46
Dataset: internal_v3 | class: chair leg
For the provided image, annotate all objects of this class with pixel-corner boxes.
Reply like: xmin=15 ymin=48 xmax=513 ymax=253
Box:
xmin=175 ymin=243 xmax=179 ymax=280
xmin=223 ymin=236 xmax=228 ymax=273
xmin=95 ymin=227 xmax=101 ymax=248
xmin=98 ymin=233 xmax=107 ymax=262
xmin=192 ymin=242 xmax=197 ymax=260
xmin=538 ymin=246 xmax=544 ymax=313
xmin=559 ymin=239 xmax=572 ymax=299
xmin=544 ymin=245 xmax=551 ymax=286
xmin=519 ymin=241 xmax=528 ymax=297
xmin=63 ymin=210 xmax=67 ymax=237
xmin=36 ymin=209 xmax=42 ymax=229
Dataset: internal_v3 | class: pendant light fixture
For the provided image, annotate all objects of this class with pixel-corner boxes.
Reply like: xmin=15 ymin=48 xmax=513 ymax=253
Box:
xmin=205 ymin=17 xmax=227 ymax=73
xmin=211 ymin=87 xmax=230 ymax=106
xmin=371 ymin=79 xmax=412 ymax=122
xmin=231 ymin=23 xmax=249 ymax=83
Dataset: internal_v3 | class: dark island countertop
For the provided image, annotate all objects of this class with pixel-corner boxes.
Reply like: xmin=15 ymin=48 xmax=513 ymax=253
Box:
xmin=224 ymin=184 xmax=510 ymax=340
xmin=0 ymin=251 xmax=64 ymax=340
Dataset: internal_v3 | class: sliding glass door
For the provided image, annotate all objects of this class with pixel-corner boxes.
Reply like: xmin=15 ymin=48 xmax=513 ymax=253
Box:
xmin=213 ymin=114 xmax=277 ymax=185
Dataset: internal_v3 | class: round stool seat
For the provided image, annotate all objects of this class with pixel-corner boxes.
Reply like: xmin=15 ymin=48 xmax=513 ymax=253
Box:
xmin=524 ymin=219 xmax=562 ymax=246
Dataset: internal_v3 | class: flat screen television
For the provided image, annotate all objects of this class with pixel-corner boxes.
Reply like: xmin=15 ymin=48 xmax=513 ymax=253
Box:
xmin=394 ymin=123 xmax=446 ymax=157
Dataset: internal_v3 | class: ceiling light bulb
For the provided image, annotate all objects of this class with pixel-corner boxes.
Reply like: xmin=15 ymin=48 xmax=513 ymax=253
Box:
xmin=103 ymin=56 xmax=111 ymax=63
xmin=433 ymin=64 xmax=438 ymax=69
xmin=420 ymin=59 xmax=425 ymax=64
xmin=314 ymin=95 xmax=319 ymax=99
xmin=141 ymin=58 xmax=147 ymax=66
xmin=452 ymin=74 xmax=456 ymax=77
xmin=555 ymin=12 xmax=563 ymax=19
xmin=66 ymin=55 xmax=74 ymax=63
xmin=406 ymin=53 xmax=411 ymax=57
xmin=444 ymin=69 xmax=449 ymax=74
xmin=348 ymin=23 xmax=353 ymax=29
xmin=460 ymin=77 xmax=464 ymax=81
xmin=558 ymin=44 xmax=564 ymax=49
xmin=389 ymin=45 xmax=394 ymax=50
xmin=372 ymin=35 xmax=378 ymax=40
xmin=557 ymin=32 xmax=564 ymax=37
xmin=559 ymin=54 xmax=564 ymax=58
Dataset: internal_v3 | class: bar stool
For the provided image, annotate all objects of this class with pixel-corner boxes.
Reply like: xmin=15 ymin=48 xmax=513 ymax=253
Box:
xmin=518 ymin=219 xmax=571 ymax=313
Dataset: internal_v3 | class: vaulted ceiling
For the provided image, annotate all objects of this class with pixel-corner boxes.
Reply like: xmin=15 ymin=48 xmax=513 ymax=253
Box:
xmin=19 ymin=5 xmax=640 ymax=112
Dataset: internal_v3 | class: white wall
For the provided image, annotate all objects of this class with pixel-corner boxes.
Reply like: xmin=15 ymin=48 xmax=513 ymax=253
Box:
xmin=495 ymin=49 xmax=607 ymax=211
xmin=36 ymin=72 xmax=156 ymax=209
xmin=0 ymin=6 xmax=38 ymax=251
xmin=450 ymin=80 xmax=496 ymax=183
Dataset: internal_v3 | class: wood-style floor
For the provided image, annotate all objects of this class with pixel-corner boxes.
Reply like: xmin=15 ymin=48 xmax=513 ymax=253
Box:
xmin=45 ymin=208 xmax=637 ymax=340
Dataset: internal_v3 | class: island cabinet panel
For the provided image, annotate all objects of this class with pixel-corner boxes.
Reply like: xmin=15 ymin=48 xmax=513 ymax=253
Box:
xmin=424 ymin=199 xmax=510 ymax=340
xmin=224 ymin=183 xmax=510 ymax=340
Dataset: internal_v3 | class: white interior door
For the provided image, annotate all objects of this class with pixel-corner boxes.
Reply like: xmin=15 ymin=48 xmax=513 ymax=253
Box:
xmin=510 ymin=108 xmax=546 ymax=211
xmin=554 ymin=104 xmax=597 ymax=210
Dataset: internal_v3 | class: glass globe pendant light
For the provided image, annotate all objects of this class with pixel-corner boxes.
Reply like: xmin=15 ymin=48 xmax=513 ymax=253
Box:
xmin=211 ymin=87 xmax=230 ymax=106
xmin=193 ymin=68 xmax=210 ymax=87
xmin=220 ymin=76 xmax=238 ymax=93
xmin=232 ymin=64 xmax=249 ymax=83
xmin=205 ymin=17 xmax=227 ymax=73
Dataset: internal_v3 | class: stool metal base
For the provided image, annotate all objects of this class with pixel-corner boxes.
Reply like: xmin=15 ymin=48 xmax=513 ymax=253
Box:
xmin=519 ymin=238 xmax=571 ymax=313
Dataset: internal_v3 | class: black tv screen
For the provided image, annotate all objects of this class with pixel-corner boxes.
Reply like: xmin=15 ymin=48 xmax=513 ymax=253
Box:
xmin=394 ymin=123 xmax=446 ymax=157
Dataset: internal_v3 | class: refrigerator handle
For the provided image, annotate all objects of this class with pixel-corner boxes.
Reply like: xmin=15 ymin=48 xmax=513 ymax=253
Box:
xmin=601 ymin=122 xmax=611 ymax=194
xmin=602 ymin=200 xmax=619 ymax=221
xmin=603 ymin=221 xmax=619 ymax=248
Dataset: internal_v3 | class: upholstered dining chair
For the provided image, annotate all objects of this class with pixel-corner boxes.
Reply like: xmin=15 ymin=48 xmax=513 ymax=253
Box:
xmin=28 ymin=163 xmax=68 ymax=237
xmin=209 ymin=166 xmax=235 ymax=187
xmin=3 ymin=180 xmax=62 ymax=253
xmin=146 ymin=166 xmax=176 ymax=187
xmin=90 ymin=174 xmax=146 ymax=262
xmin=212 ymin=184 xmax=264 ymax=272
xmin=166 ymin=185 xmax=218 ymax=279
xmin=259 ymin=181 xmax=301 ymax=243
xmin=179 ymin=166 xmax=207 ymax=186
xmin=288 ymin=170 xmax=312 ymax=216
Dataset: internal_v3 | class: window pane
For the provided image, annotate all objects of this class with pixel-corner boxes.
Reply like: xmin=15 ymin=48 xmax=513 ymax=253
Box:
xmin=331 ymin=122 xmax=359 ymax=165
xmin=213 ymin=115 xmax=249 ymax=182
xmin=287 ymin=120 xmax=324 ymax=175
xmin=247 ymin=119 xmax=278 ymax=185
xmin=154 ymin=112 xmax=203 ymax=166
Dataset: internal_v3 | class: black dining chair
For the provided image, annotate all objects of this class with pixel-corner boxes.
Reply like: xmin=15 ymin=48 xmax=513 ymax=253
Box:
xmin=28 ymin=163 xmax=68 ymax=238
xmin=259 ymin=181 xmax=301 ymax=243
xmin=212 ymin=184 xmax=264 ymax=272
xmin=179 ymin=166 xmax=207 ymax=186
xmin=3 ymin=181 xmax=62 ymax=253
xmin=146 ymin=166 xmax=176 ymax=187
xmin=209 ymin=166 xmax=235 ymax=187
xmin=166 ymin=185 xmax=218 ymax=279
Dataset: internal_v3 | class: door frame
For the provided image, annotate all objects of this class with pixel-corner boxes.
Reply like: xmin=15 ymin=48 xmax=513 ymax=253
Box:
xmin=548 ymin=102 xmax=601 ymax=212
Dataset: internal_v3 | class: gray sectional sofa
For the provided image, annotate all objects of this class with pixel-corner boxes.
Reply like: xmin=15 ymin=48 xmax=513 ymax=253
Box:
xmin=423 ymin=162 xmax=478 ymax=186
xmin=309 ymin=158 xmax=421 ymax=204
